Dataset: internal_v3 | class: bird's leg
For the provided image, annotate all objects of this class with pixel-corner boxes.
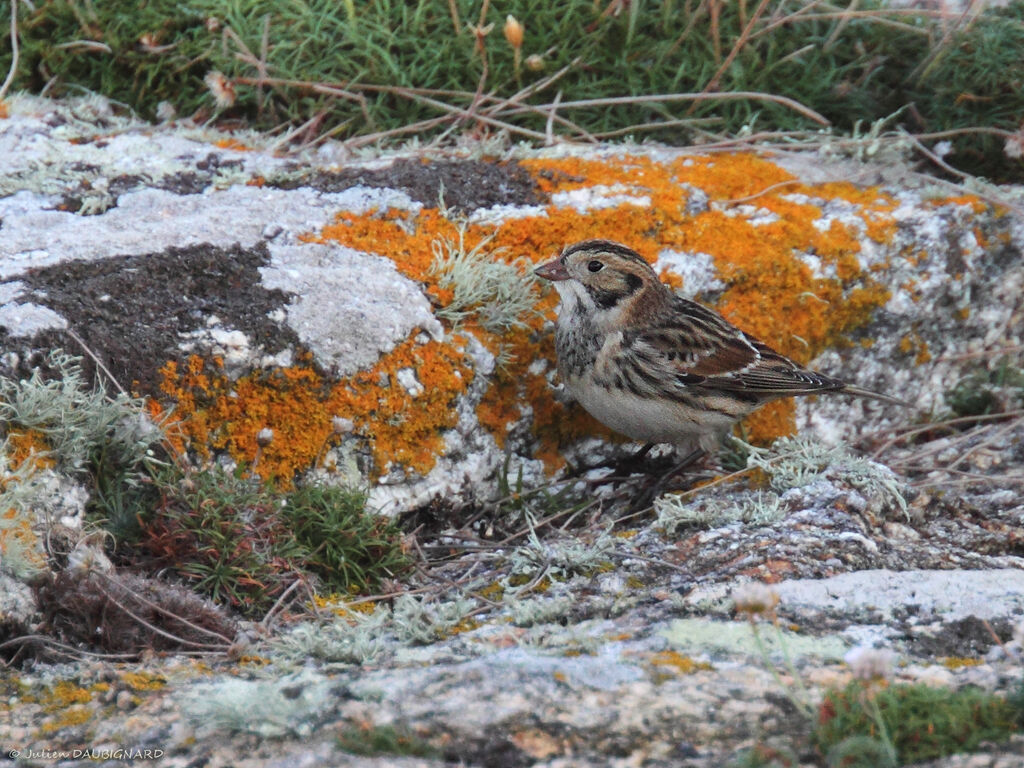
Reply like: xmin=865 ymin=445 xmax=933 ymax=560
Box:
xmin=630 ymin=447 xmax=706 ymax=511
xmin=567 ymin=442 xmax=661 ymax=478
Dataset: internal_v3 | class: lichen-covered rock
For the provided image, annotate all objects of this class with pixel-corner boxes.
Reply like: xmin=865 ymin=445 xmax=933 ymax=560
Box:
xmin=3 ymin=96 xmax=1021 ymax=513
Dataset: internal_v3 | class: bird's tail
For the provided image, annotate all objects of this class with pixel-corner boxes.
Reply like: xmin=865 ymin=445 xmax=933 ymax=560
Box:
xmin=841 ymin=384 xmax=913 ymax=408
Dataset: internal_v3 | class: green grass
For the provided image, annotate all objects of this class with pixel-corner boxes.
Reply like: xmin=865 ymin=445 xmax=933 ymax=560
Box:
xmin=4 ymin=1 xmax=1024 ymax=177
xmin=140 ymin=469 xmax=411 ymax=616
xmin=336 ymin=723 xmax=439 ymax=759
xmin=814 ymin=680 xmax=1020 ymax=766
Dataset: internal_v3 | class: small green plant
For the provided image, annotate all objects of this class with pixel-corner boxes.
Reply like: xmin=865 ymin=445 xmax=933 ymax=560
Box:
xmin=727 ymin=744 xmax=799 ymax=768
xmin=336 ymin=723 xmax=439 ymax=758
xmin=0 ymin=351 xmax=170 ymax=568
xmin=140 ymin=469 xmax=408 ymax=617
xmin=947 ymin=358 xmax=1024 ymax=417
xmin=142 ymin=467 xmax=302 ymax=615
xmin=814 ymin=680 xmax=1019 ymax=765
xmin=279 ymin=483 xmax=411 ymax=593
xmin=6 ymin=1 xmax=1024 ymax=177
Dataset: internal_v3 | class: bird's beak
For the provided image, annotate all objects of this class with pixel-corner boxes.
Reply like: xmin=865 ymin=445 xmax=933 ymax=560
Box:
xmin=534 ymin=258 xmax=570 ymax=282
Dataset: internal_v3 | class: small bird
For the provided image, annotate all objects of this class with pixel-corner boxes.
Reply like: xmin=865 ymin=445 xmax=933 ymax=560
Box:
xmin=534 ymin=239 xmax=906 ymax=455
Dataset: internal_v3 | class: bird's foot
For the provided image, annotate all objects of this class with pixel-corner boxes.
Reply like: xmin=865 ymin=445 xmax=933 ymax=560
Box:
xmin=628 ymin=448 xmax=708 ymax=512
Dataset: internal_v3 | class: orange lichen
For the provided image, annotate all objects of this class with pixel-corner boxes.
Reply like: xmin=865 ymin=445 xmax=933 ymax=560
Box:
xmin=649 ymin=650 xmax=714 ymax=676
xmin=214 ymin=137 xmax=250 ymax=151
xmin=159 ymin=151 xmax=904 ymax=481
xmin=310 ymin=152 xmax=901 ymax=458
xmin=0 ymin=101 xmax=8 ymax=119
xmin=159 ymin=335 xmax=471 ymax=484
xmin=899 ymin=332 xmax=932 ymax=366
xmin=3 ymin=428 xmax=56 ymax=471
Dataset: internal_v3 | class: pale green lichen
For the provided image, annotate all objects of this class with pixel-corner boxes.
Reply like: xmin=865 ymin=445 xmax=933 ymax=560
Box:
xmin=746 ymin=435 xmax=908 ymax=518
xmin=0 ymin=351 xmax=164 ymax=474
xmin=505 ymin=593 xmax=576 ymax=627
xmin=270 ymin=608 xmax=390 ymax=665
xmin=391 ymin=593 xmax=476 ymax=645
xmin=507 ymin=522 xmax=616 ymax=580
xmin=428 ymin=220 xmax=538 ymax=334
xmin=180 ymin=670 xmax=336 ymax=737
xmin=655 ymin=490 xmax=788 ymax=534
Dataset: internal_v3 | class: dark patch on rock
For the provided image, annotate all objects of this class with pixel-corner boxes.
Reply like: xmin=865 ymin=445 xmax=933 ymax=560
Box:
xmin=195 ymin=152 xmax=244 ymax=173
xmin=152 ymin=171 xmax=210 ymax=196
xmin=444 ymin=733 xmax=533 ymax=767
xmin=16 ymin=242 xmax=298 ymax=393
xmin=275 ymin=158 xmax=544 ymax=211
xmin=903 ymin=616 xmax=1012 ymax=659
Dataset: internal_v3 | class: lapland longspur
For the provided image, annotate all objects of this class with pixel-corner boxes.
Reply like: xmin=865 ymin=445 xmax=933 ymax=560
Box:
xmin=535 ymin=239 xmax=905 ymax=452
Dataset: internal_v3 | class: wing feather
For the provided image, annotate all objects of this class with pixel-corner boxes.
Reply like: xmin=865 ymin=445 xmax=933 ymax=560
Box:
xmin=618 ymin=297 xmax=844 ymax=399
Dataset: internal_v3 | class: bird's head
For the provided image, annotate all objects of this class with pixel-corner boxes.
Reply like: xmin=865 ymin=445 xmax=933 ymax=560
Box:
xmin=535 ymin=239 xmax=663 ymax=326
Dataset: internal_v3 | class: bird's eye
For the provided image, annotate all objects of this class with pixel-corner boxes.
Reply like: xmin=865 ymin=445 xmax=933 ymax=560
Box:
xmin=587 ymin=260 xmax=604 ymax=273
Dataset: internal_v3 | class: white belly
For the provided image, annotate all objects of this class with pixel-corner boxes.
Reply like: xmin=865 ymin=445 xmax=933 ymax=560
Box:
xmin=567 ymin=374 xmax=735 ymax=445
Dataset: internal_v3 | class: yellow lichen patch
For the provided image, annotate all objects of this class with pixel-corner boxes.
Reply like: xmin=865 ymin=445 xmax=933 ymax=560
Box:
xmin=39 ymin=704 xmax=92 ymax=733
xmin=941 ymin=657 xmax=984 ymax=669
xmin=898 ymin=331 xmax=932 ymax=366
xmin=649 ymin=649 xmax=714 ymax=677
xmin=119 ymin=671 xmax=166 ymax=691
xmin=159 ymin=334 xmax=472 ymax=484
xmin=214 ymin=137 xmax=251 ymax=151
xmin=44 ymin=681 xmax=93 ymax=710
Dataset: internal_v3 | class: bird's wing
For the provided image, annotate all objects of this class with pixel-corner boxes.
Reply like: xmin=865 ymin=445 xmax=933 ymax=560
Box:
xmin=619 ymin=298 xmax=843 ymax=398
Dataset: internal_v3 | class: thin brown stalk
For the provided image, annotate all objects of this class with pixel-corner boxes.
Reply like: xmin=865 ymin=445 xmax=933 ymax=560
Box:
xmin=710 ymin=0 xmax=722 ymax=64
xmin=719 ymin=179 xmax=803 ymax=205
xmin=697 ymin=0 xmax=772 ymax=98
xmin=752 ymin=10 xmax=936 ymax=41
xmin=65 ymin=327 xmax=128 ymax=396
xmin=396 ymin=88 xmax=550 ymax=140
xmin=0 ymin=635 xmax=137 ymax=661
xmin=256 ymin=14 xmax=270 ymax=118
xmin=911 ymin=0 xmax=985 ymax=84
xmin=589 ymin=117 xmax=722 ymax=139
xmin=545 ymin=90 xmax=561 ymax=146
xmin=538 ymin=91 xmax=830 ymax=126
xmin=946 ymin=415 xmax=1023 ymax=472
xmin=823 ymin=0 xmax=859 ymax=51
xmin=447 ymin=0 xmax=461 ymax=36
xmin=660 ymin=0 xmax=709 ymax=62
xmin=343 ymin=115 xmax=453 ymax=149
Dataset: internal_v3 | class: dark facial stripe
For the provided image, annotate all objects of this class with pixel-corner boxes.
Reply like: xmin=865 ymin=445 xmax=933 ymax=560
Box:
xmin=589 ymin=286 xmax=627 ymax=310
